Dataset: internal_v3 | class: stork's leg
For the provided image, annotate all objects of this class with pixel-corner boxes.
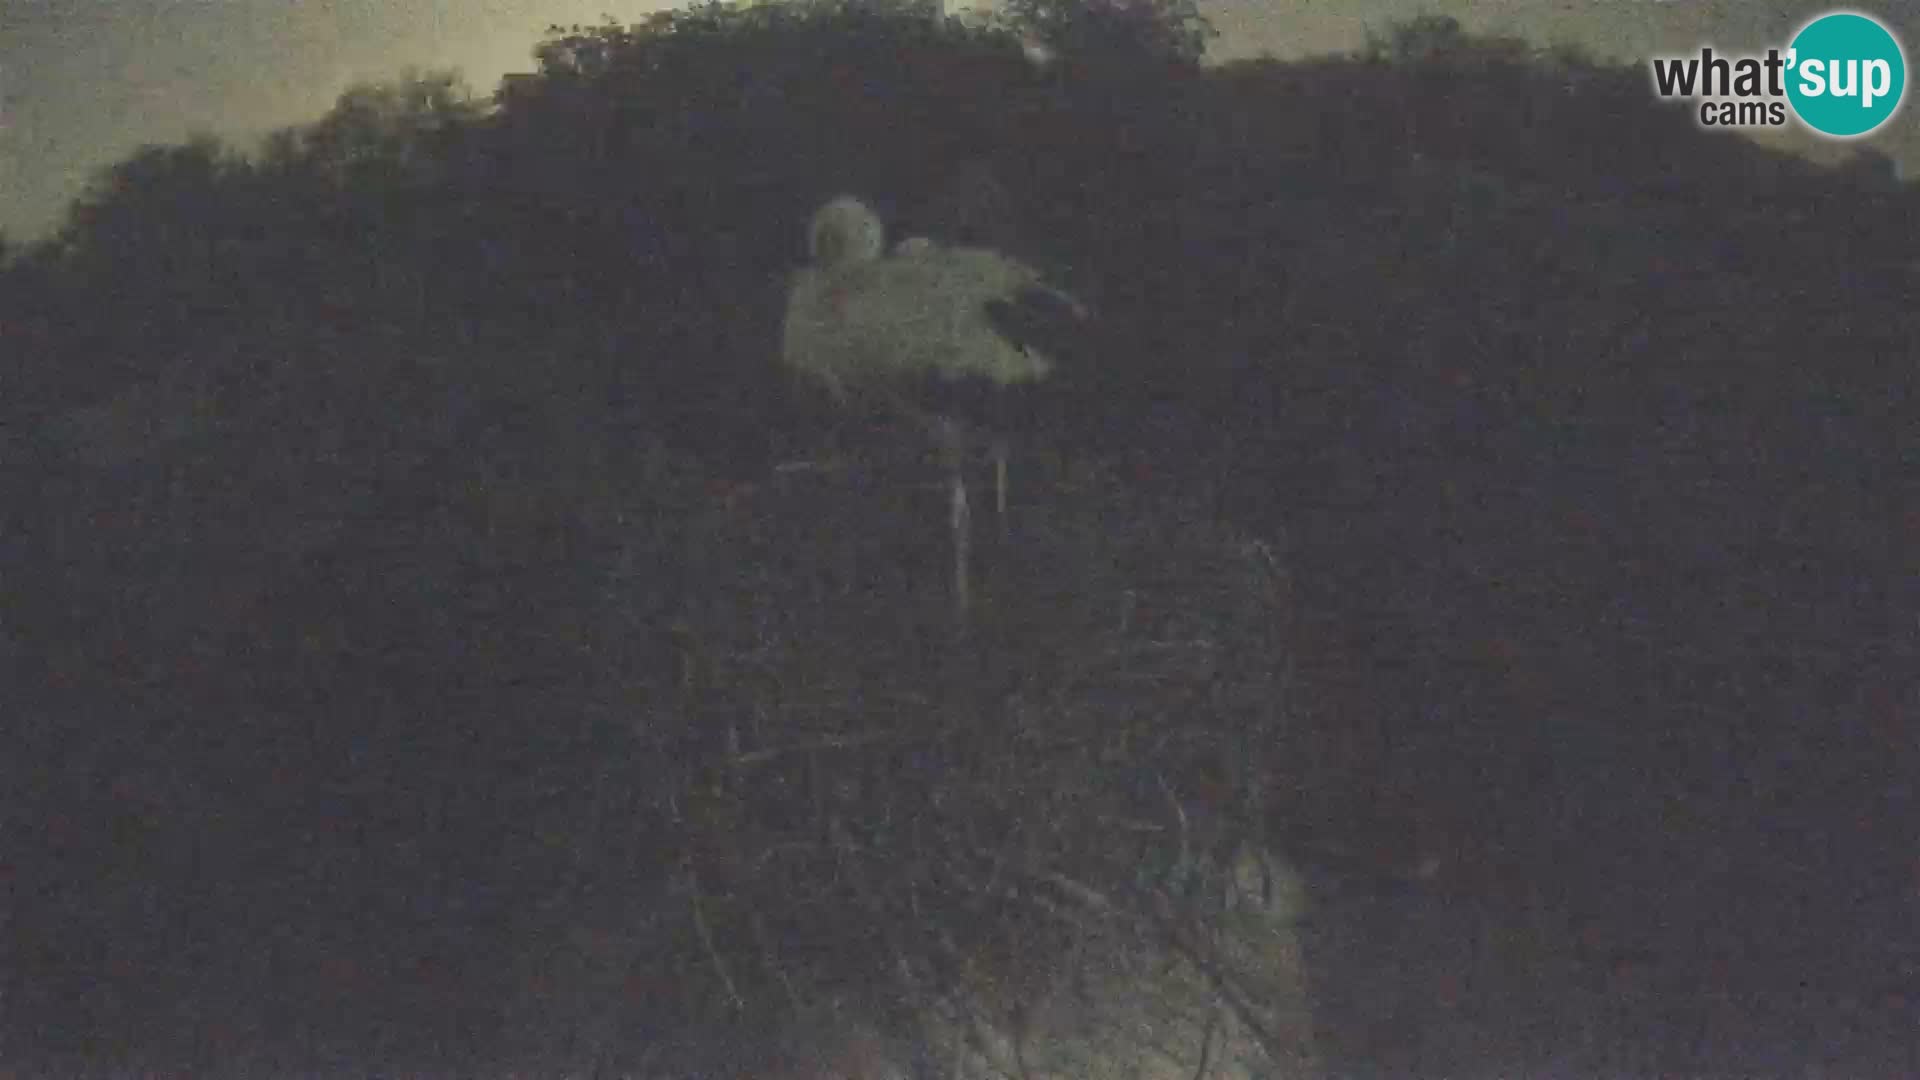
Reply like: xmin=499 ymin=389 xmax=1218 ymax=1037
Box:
xmin=923 ymin=416 xmax=973 ymax=622
xmin=948 ymin=453 xmax=967 ymax=618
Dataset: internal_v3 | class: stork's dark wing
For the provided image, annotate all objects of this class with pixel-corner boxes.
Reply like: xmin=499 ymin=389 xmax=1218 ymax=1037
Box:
xmin=984 ymin=285 xmax=1090 ymax=364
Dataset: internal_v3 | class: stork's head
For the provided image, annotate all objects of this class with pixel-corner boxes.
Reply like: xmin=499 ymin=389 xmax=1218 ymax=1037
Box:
xmin=807 ymin=195 xmax=886 ymax=268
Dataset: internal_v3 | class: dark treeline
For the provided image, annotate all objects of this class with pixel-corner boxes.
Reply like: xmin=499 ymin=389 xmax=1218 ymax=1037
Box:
xmin=3 ymin=0 xmax=1914 ymax=1072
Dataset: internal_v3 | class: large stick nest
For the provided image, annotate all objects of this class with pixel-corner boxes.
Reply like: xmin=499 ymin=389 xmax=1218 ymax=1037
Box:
xmin=510 ymin=437 xmax=1326 ymax=1077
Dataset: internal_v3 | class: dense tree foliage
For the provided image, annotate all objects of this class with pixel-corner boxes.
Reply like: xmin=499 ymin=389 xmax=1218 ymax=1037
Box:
xmin=4 ymin=0 xmax=1914 ymax=1073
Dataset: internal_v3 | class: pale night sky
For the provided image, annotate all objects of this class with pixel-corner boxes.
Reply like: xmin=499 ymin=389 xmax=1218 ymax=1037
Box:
xmin=0 ymin=0 xmax=1913 ymax=243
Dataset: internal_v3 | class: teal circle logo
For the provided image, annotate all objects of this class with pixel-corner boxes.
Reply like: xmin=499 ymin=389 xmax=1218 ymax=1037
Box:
xmin=1786 ymin=12 xmax=1907 ymax=137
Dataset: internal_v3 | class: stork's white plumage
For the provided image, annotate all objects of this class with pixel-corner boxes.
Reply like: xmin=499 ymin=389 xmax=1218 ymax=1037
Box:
xmin=780 ymin=194 xmax=1082 ymax=618
xmin=782 ymin=199 xmax=1063 ymax=400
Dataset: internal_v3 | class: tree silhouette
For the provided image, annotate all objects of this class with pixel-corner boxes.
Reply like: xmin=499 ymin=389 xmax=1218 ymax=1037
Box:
xmin=1363 ymin=12 xmax=1472 ymax=64
xmin=291 ymin=68 xmax=481 ymax=188
xmin=6 ymin=5 xmax=1914 ymax=1074
xmin=1003 ymin=0 xmax=1215 ymax=71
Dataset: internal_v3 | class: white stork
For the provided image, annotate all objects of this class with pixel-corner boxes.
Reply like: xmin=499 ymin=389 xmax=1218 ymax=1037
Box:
xmin=780 ymin=194 xmax=1084 ymax=618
